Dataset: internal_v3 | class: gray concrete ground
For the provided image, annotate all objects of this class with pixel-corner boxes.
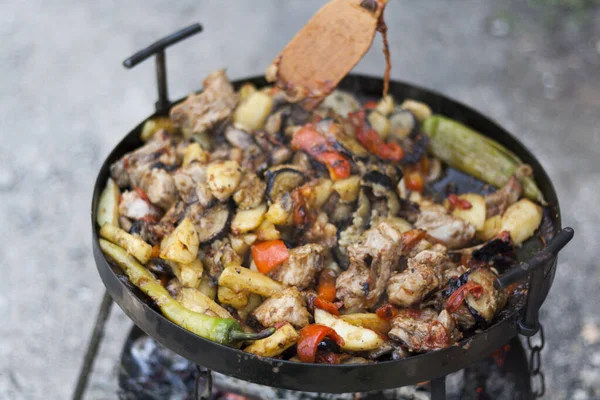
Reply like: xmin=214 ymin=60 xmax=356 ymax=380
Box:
xmin=1 ymin=1 xmax=599 ymax=399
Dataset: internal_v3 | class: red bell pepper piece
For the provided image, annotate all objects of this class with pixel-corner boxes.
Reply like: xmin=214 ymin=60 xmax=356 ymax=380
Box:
xmin=445 ymin=281 xmax=484 ymax=313
xmin=297 ymin=324 xmax=345 ymax=363
xmin=314 ymin=298 xmax=342 ymax=316
xmin=135 ymin=186 xmax=151 ymax=205
xmin=251 ymin=240 xmax=289 ymax=274
xmin=375 ymin=303 xmax=399 ymax=321
xmin=348 ymin=110 xmax=404 ymax=162
xmin=447 ymin=194 xmax=473 ymax=211
xmin=317 ymin=269 xmax=337 ymax=302
xmin=291 ymin=125 xmax=351 ymax=181
xmin=401 ymin=229 xmax=427 ymax=250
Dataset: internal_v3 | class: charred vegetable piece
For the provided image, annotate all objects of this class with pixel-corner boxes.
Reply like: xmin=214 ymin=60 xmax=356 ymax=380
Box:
xmin=99 ymin=239 xmax=274 ymax=346
xmin=316 ymin=119 xmax=370 ymax=158
xmin=251 ymin=240 xmax=290 ymax=274
xmin=445 ymin=281 xmax=483 ymax=313
xmin=422 ymin=115 xmax=545 ymax=204
xmin=265 ymin=168 xmax=307 ymax=202
xmin=297 ymin=324 xmax=345 ymax=363
xmin=192 ymin=202 xmax=232 ymax=244
xmin=348 ymin=110 xmax=403 ymax=162
xmin=291 ymin=124 xmax=352 ymax=180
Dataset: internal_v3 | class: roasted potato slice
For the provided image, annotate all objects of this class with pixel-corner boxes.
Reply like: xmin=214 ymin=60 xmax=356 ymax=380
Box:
xmin=340 ymin=313 xmax=391 ymax=336
xmin=476 ymin=215 xmax=503 ymax=241
xmin=451 ymin=193 xmax=486 ymax=231
xmin=206 ymin=160 xmax=242 ymax=201
xmin=314 ymin=309 xmax=384 ymax=351
xmin=333 ymin=176 xmax=360 ymax=203
xmin=233 ymin=91 xmax=273 ymax=132
xmin=231 ymin=204 xmax=267 ymax=234
xmin=170 ymin=258 xmax=204 ymax=288
xmin=140 ymin=116 xmax=177 ymax=142
xmin=160 ymin=218 xmax=199 ymax=264
xmin=97 ymin=178 xmax=120 ymax=228
xmin=501 ymin=199 xmax=542 ymax=245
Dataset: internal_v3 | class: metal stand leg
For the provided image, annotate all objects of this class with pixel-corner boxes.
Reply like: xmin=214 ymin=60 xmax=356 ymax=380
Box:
xmin=430 ymin=376 xmax=446 ymax=400
xmin=194 ymin=365 xmax=213 ymax=400
xmin=72 ymin=291 xmax=114 ymax=400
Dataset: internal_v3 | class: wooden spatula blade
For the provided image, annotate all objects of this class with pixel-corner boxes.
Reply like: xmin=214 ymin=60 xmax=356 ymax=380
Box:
xmin=267 ymin=0 xmax=387 ymax=109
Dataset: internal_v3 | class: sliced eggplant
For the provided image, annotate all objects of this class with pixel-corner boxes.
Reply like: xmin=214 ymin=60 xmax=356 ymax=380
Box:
xmin=189 ymin=202 xmax=232 ymax=244
xmin=225 ymin=126 xmax=256 ymax=149
xmin=265 ymin=167 xmax=307 ymax=202
xmin=465 ymin=268 xmax=506 ymax=324
xmin=316 ymin=119 xmax=370 ymax=158
xmin=398 ymin=134 xmax=429 ymax=165
xmin=362 ymin=170 xmax=394 ymax=190
xmin=389 ymin=110 xmax=418 ymax=140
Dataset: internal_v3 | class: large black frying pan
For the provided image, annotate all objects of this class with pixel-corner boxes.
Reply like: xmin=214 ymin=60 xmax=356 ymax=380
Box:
xmin=91 ymin=25 xmax=571 ymax=393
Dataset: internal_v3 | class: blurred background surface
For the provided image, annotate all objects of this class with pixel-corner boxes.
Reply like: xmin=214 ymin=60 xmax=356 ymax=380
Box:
xmin=1 ymin=0 xmax=599 ymax=399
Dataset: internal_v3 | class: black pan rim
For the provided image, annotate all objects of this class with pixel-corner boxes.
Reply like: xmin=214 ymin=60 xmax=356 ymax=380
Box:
xmin=91 ymin=73 xmax=561 ymax=392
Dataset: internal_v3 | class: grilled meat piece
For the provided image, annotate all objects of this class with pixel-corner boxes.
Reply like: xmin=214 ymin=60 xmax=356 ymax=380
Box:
xmin=387 ymin=267 xmax=439 ymax=308
xmin=386 ymin=249 xmax=454 ymax=307
xmin=414 ymin=200 xmax=475 ymax=249
xmin=110 ymin=130 xmax=172 ymax=189
xmin=172 ymin=163 xmax=214 ymax=206
xmin=118 ymin=190 xmax=161 ymax=221
xmin=252 ymin=287 xmax=311 ymax=329
xmin=170 ymin=70 xmax=238 ymax=137
xmin=462 ymin=267 xmax=507 ymax=323
xmin=389 ymin=308 xmax=461 ymax=352
xmin=484 ymin=175 xmax=522 ymax=218
xmin=269 ymin=244 xmax=326 ymax=290
xmin=336 ymin=222 xmax=403 ymax=310
xmin=201 ymin=238 xmax=242 ymax=280
xmin=301 ymin=212 xmax=338 ymax=248
xmin=139 ymin=168 xmax=177 ymax=210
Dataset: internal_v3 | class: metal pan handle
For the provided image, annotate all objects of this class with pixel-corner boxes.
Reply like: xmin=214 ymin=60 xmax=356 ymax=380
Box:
xmin=495 ymin=227 xmax=574 ymax=289
xmin=122 ymin=23 xmax=203 ymax=113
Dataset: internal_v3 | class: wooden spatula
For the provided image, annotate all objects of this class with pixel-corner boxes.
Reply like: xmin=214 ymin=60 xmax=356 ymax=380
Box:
xmin=266 ymin=0 xmax=388 ymax=110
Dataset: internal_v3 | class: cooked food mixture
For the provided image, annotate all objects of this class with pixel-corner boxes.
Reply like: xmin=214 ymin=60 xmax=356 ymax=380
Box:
xmin=98 ymin=69 xmax=546 ymax=363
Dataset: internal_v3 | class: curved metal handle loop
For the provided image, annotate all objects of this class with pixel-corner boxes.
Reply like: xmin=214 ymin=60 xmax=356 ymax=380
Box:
xmin=122 ymin=23 xmax=203 ymax=113
xmin=495 ymin=227 xmax=574 ymax=289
